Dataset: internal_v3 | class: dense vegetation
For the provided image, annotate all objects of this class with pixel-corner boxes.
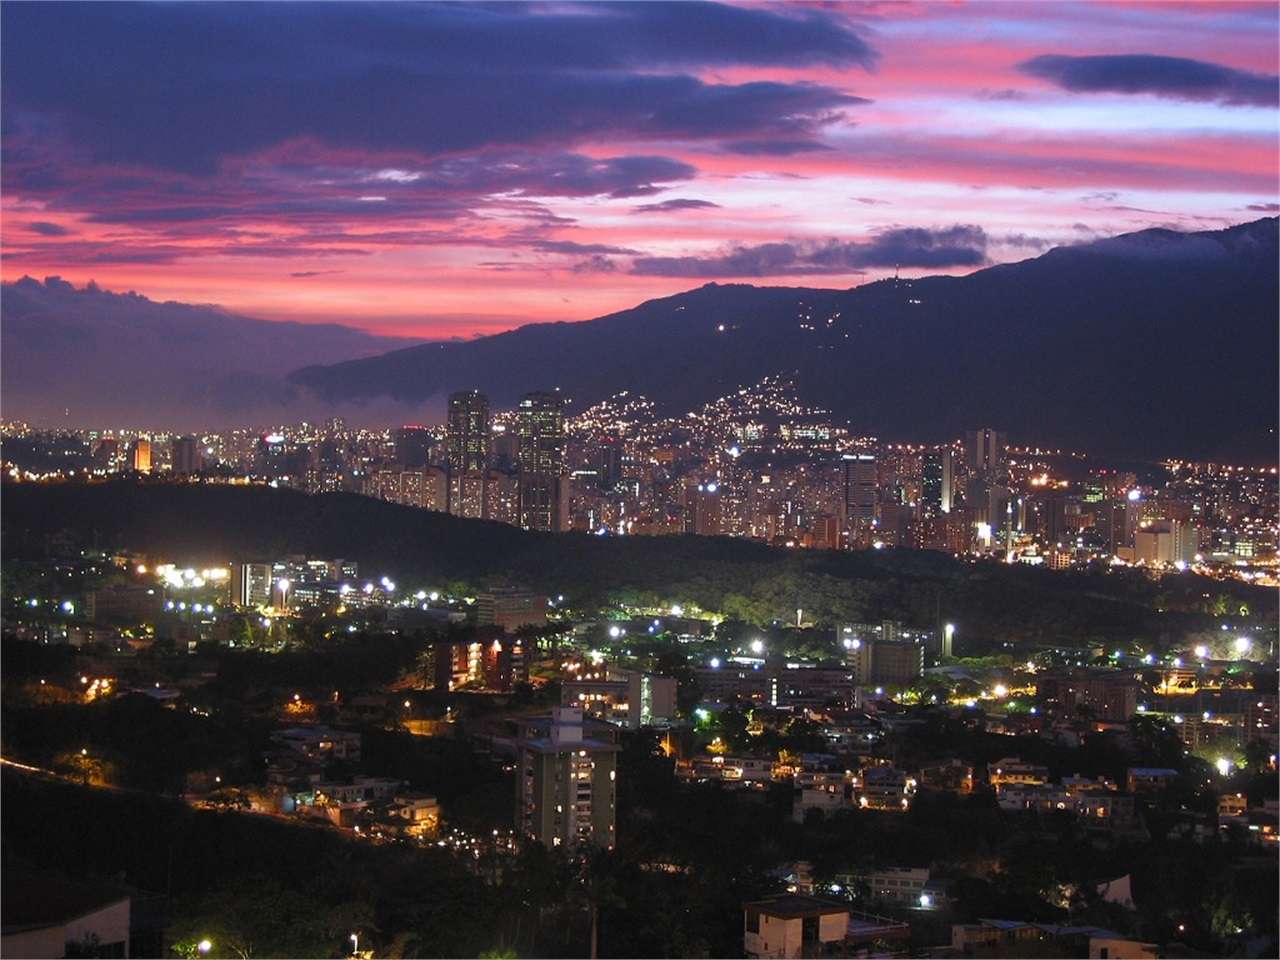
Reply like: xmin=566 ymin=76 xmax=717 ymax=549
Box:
xmin=5 ymin=480 xmax=1273 ymax=650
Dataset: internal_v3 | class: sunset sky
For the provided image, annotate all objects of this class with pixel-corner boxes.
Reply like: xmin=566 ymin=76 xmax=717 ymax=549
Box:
xmin=3 ymin=1 xmax=1277 ymax=339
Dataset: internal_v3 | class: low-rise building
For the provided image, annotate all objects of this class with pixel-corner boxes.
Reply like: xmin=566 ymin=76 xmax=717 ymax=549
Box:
xmin=835 ymin=867 xmax=930 ymax=907
xmin=386 ymin=793 xmax=440 ymax=838
xmin=857 ymin=766 xmax=915 ymax=811
xmin=988 ymin=757 xmax=1049 ymax=792
xmin=680 ymin=755 xmax=774 ymax=785
xmin=743 ymin=896 xmax=850 ymax=959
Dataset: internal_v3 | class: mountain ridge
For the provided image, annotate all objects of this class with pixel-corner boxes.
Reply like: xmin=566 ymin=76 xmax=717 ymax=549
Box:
xmin=291 ymin=218 xmax=1280 ymax=460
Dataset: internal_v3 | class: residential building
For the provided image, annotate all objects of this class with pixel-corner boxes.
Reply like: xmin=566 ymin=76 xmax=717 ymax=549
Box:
xmin=988 ymin=758 xmax=1050 ymax=792
xmin=840 ymin=454 xmax=877 ymax=533
xmin=515 ymin=707 xmax=618 ymax=849
xmin=858 ymin=766 xmax=915 ymax=811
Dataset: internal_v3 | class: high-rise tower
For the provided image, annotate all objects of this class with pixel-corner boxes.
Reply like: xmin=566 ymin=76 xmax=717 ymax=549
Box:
xmin=446 ymin=391 xmax=490 ymax=474
xmin=446 ymin=391 xmax=490 ymax=518
xmin=517 ymin=391 xmax=566 ymax=531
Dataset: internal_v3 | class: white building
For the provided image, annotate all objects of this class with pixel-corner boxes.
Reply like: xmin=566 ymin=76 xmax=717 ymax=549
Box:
xmin=744 ymin=896 xmax=850 ymax=959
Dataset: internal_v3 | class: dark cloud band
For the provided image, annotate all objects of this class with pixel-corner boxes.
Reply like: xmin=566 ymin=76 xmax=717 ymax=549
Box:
xmin=630 ymin=225 xmax=989 ymax=277
xmin=1019 ymin=54 xmax=1278 ymax=107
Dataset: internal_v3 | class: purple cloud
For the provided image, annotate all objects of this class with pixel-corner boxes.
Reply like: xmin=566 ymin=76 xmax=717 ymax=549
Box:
xmin=24 ymin=220 xmax=71 ymax=236
xmin=631 ymin=225 xmax=989 ymax=277
xmin=632 ymin=198 xmax=721 ymax=214
xmin=530 ymin=240 xmax=638 ymax=256
xmin=721 ymin=139 xmax=838 ymax=156
xmin=1019 ymin=54 xmax=1278 ymax=107
xmin=571 ymin=255 xmax=617 ymax=274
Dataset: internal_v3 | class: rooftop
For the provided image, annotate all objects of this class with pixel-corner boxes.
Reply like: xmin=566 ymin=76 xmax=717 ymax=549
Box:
xmin=744 ymin=895 xmax=850 ymax=920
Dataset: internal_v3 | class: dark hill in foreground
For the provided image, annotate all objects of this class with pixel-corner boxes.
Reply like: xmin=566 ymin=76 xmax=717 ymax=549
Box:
xmin=4 ymin=480 xmax=1272 ymax=646
xmin=291 ymin=219 xmax=1279 ymax=461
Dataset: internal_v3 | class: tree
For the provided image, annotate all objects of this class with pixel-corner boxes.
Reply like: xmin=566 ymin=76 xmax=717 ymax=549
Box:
xmin=168 ymin=877 xmax=334 ymax=959
xmin=577 ymin=846 xmax=625 ymax=960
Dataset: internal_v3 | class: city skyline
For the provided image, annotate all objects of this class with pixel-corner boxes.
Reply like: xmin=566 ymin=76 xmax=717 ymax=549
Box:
xmin=3 ymin=2 xmax=1278 ymax=338
xmin=1 ymin=5 xmax=1277 ymax=959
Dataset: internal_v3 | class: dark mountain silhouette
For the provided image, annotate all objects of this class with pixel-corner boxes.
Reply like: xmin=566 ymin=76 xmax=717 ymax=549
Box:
xmin=291 ymin=218 xmax=1279 ymax=460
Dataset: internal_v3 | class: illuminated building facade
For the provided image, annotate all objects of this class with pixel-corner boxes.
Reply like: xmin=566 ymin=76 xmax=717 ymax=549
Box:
xmin=231 ymin=562 xmax=273 ymax=607
xmin=130 ymin=438 xmax=152 ymax=473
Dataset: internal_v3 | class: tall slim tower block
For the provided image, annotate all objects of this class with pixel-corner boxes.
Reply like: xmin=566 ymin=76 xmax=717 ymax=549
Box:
xmin=517 ymin=391 xmax=566 ymax=532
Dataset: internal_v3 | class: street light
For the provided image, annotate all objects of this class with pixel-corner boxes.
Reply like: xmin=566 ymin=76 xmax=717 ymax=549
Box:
xmin=350 ymin=932 xmax=360 ymax=956
xmin=198 ymin=939 xmax=212 ymax=956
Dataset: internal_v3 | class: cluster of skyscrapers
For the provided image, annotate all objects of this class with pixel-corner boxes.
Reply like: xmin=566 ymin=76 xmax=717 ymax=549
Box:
xmin=370 ymin=389 xmax=571 ymax=532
